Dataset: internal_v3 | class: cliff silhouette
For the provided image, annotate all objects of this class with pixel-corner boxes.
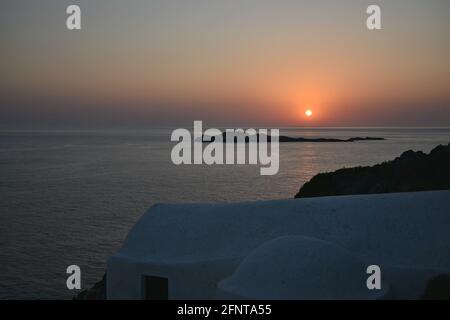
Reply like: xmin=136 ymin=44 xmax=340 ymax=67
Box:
xmin=295 ymin=142 xmax=450 ymax=198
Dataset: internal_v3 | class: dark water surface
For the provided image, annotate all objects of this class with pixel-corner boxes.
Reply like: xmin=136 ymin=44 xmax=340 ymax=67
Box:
xmin=1 ymin=128 xmax=449 ymax=298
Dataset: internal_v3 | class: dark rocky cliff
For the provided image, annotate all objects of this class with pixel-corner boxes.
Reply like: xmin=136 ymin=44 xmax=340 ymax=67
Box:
xmin=295 ymin=142 xmax=450 ymax=198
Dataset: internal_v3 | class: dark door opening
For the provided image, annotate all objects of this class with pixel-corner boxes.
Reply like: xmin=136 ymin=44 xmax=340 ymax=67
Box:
xmin=143 ymin=275 xmax=169 ymax=300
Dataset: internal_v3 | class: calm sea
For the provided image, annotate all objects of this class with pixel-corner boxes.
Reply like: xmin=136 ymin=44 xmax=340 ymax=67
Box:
xmin=0 ymin=128 xmax=449 ymax=299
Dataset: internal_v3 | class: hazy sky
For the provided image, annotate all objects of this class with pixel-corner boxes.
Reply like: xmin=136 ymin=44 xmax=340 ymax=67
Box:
xmin=2 ymin=0 xmax=450 ymax=128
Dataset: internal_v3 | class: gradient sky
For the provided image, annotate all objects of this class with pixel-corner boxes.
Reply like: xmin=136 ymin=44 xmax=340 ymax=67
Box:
xmin=1 ymin=0 xmax=450 ymax=128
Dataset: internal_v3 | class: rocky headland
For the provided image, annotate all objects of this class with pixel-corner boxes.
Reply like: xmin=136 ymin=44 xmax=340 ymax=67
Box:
xmin=296 ymin=142 xmax=450 ymax=198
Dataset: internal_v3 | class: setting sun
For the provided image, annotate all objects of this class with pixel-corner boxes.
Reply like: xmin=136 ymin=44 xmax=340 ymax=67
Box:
xmin=305 ymin=109 xmax=313 ymax=117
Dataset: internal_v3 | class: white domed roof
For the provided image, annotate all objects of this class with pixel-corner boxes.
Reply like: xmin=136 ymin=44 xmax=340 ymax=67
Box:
xmin=217 ymin=236 xmax=389 ymax=299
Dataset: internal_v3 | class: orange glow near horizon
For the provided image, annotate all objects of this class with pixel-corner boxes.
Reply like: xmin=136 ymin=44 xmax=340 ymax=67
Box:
xmin=3 ymin=1 xmax=450 ymax=127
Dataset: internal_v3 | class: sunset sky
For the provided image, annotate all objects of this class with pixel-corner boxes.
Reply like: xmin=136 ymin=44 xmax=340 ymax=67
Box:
xmin=2 ymin=0 xmax=450 ymax=128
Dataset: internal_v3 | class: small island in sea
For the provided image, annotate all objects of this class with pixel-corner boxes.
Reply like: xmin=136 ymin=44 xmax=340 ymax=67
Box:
xmin=201 ymin=132 xmax=385 ymax=143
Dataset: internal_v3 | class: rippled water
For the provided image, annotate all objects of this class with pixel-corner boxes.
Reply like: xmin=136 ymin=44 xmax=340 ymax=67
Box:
xmin=0 ymin=128 xmax=449 ymax=299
